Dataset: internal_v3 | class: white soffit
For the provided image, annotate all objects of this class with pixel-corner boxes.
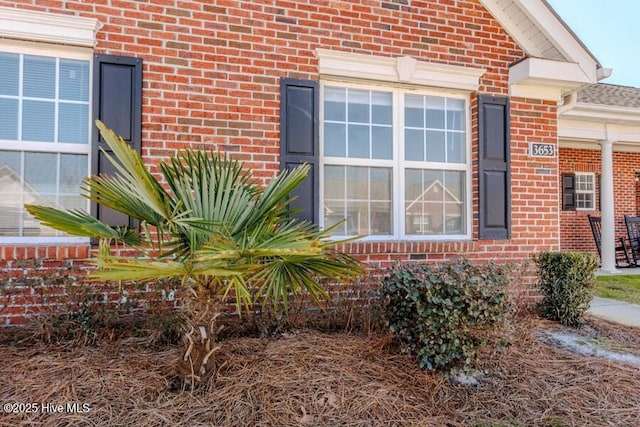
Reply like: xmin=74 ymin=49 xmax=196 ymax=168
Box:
xmin=0 ymin=6 xmax=102 ymax=47
xmin=480 ymin=0 xmax=599 ymax=82
xmin=315 ymin=48 xmax=485 ymax=91
xmin=509 ymin=57 xmax=593 ymax=101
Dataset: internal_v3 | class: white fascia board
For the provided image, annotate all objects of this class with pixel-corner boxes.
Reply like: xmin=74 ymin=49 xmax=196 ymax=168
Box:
xmin=558 ymin=140 xmax=600 ymax=150
xmin=0 ymin=6 xmax=102 ymax=47
xmin=509 ymin=57 xmax=594 ymax=101
xmin=315 ymin=48 xmax=485 ymax=91
xmin=561 ymin=103 xmax=640 ymax=126
xmin=559 ymin=139 xmax=640 ymax=153
xmin=559 ymin=118 xmax=640 ymax=145
xmin=559 ymin=119 xmax=607 ymax=141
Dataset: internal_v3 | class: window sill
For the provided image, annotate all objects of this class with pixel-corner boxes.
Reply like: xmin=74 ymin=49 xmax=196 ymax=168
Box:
xmin=0 ymin=237 xmax=90 ymax=245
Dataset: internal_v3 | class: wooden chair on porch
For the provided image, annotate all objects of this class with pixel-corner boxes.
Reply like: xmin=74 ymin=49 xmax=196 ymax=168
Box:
xmin=587 ymin=215 xmax=633 ymax=267
xmin=624 ymin=215 xmax=640 ymax=265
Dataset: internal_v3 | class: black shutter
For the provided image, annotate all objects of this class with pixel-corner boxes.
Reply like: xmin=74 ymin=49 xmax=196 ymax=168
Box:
xmin=91 ymin=54 xmax=142 ymax=228
xmin=562 ymin=173 xmax=576 ymax=211
xmin=279 ymin=78 xmax=319 ymax=223
xmin=478 ymin=95 xmax=510 ymax=239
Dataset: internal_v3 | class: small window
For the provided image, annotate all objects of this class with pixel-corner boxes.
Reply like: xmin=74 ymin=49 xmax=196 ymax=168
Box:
xmin=575 ymin=173 xmax=595 ymax=210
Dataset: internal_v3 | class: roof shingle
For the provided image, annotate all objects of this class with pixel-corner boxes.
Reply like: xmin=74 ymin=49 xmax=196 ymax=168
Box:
xmin=577 ymin=83 xmax=640 ymax=108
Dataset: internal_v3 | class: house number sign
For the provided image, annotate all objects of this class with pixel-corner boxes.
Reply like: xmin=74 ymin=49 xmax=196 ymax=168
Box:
xmin=529 ymin=142 xmax=556 ymax=158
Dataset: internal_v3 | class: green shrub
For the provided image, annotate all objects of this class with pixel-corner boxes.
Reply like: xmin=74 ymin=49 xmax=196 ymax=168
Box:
xmin=381 ymin=258 xmax=512 ymax=372
xmin=534 ymin=251 xmax=599 ymax=326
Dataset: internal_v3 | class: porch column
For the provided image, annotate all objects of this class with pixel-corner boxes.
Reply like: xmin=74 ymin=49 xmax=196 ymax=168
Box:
xmin=600 ymin=139 xmax=617 ymax=272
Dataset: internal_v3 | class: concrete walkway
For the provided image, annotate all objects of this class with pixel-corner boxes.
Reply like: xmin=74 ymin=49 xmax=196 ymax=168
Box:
xmin=588 ymin=297 xmax=640 ymax=327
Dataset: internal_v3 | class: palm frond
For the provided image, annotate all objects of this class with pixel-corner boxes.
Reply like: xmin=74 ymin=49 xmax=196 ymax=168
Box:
xmin=24 ymin=205 xmax=141 ymax=245
xmin=91 ymin=258 xmax=188 ymax=281
xmin=95 ymin=120 xmax=174 ymax=225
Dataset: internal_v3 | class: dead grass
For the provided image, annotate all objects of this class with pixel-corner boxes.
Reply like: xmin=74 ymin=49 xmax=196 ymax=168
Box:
xmin=1 ymin=315 xmax=639 ymax=427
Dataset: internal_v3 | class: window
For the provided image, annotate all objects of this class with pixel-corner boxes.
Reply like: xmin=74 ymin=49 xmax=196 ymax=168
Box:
xmin=321 ymin=84 xmax=470 ymax=239
xmin=575 ymin=172 xmax=595 ymax=210
xmin=0 ymin=46 xmax=91 ymax=238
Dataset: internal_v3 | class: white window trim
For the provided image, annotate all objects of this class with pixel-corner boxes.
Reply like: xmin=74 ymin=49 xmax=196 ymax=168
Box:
xmin=315 ymin=48 xmax=485 ymax=92
xmin=575 ymin=172 xmax=596 ymax=211
xmin=0 ymin=40 xmax=93 ymax=244
xmin=0 ymin=6 xmax=102 ymax=47
xmin=319 ymin=80 xmax=473 ymax=241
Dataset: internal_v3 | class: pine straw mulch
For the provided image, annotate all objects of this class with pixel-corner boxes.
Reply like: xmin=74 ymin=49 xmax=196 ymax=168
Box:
xmin=1 ymin=315 xmax=639 ymax=427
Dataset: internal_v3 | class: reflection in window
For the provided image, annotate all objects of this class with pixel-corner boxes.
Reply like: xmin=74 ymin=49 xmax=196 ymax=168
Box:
xmin=0 ymin=50 xmax=90 ymax=237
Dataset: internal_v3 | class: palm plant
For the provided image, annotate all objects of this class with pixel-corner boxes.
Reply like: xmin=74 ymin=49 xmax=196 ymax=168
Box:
xmin=26 ymin=120 xmax=363 ymax=386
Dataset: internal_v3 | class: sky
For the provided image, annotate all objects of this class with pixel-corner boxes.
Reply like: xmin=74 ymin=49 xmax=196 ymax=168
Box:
xmin=546 ymin=0 xmax=640 ymax=88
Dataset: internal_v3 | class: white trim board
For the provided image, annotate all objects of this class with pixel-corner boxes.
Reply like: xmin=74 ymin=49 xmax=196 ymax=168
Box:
xmin=0 ymin=6 xmax=102 ymax=47
xmin=315 ymin=49 xmax=485 ymax=92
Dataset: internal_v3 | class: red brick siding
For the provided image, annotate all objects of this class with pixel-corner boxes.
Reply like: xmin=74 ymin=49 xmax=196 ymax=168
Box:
xmin=0 ymin=0 xmax=561 ymax=324
xmin=559 ymin=147 xmax=640 ymax=253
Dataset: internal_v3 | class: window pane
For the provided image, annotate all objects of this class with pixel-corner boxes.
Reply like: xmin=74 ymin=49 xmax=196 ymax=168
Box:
xmin=405 ymin=168 xmax=422 ymax=200
xmin=405 ymin=169 xmax=466 ymax=236
xmin=60 ymin=194 xmax=87 ymax=211
xmin=324 ymin=87 xmax=346 ymax=122
xmin=423 ymin=203 xmax=443 ymax=234
xmin=447 ymin=99 xmax=465 ymax=131
xmin=0 ymin=150 xmax=21 ymax=174
xmin=348 ymin=89 xmax=369 ymax=123
xmin=0 ymin=98 xmax=19 ymax=140
xmin=324 ymin=201 xmax=346 ymax=235
xmin=0 ymin=152 xmax=23 ymax=233
xmin=324 ymin=166 xmax=392 ymax=236
xmin=0 ymin=196 xmax=21 ymax=235
xmin=405 ymin=129 xmax=424 ymax=161
xmin=324 ymin=123 xmax=346 ymax=157
xmin=346 ymin=166 xmax=368 ymax=199
xmin=371 ymin=91 xmax=392 ymax=125
xmin=59 ymin=103 xmax=89 ymax=144
xmin=372 ymin=126 xmax=392 ymax=159
xmin=425 ymin=96 xmax=445 ymax=129
xmin=371 ymin=201 xmax=391 ymax=234
xmin=444 ymin=171 xmax=465 ymax=201
xmin=0 ymin=52 xmax=19 ymax=96
xmin=345 ymin=200 xmax=368 ymax=235
xmin=445 ymin=203 xmax=464 ymax=234
xmin=24 ymin=152 xmax=57 ymax=194
xmin=405 ymin=95 xmax=423 ymax=127
xmin=60 ymin=154 xmax=87 ymax=194
xmin=24 ymin=55 xmax=55 ymax=99
xmin=59 ymin=59 xmax=90 ymax=101
xmin=447 ymin=132 xmax=465 ymax=163
xmin=348 ymin=124 xmax=370 ymax=158
xmin=425 ymin=130 xmax=445 ymax=162
xmin=324 ymin=165 xmax=345 ymax=200
xmin=370 ymin=167 xmax=391 ymax=200
xmin=23 ymin=100 xmax=55 ymax=142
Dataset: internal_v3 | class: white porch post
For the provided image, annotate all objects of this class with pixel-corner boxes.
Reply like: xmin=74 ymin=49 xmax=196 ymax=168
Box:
xmin=600 ymin=139 xmax=617 ymax=273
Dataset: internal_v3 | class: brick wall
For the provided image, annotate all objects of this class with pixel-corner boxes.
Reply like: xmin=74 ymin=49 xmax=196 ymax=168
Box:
xmin=559 ymin=147 xmax=640 ymax=253
xmin=0 ymin=0 xmax=562 ymax=324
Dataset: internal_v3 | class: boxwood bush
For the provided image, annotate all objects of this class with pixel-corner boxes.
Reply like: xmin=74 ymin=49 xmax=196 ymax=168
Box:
xmin=381 ymin=258 xmax=512 ymax=372
xmin=534 ymin=251 xmax=599 ymax=326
